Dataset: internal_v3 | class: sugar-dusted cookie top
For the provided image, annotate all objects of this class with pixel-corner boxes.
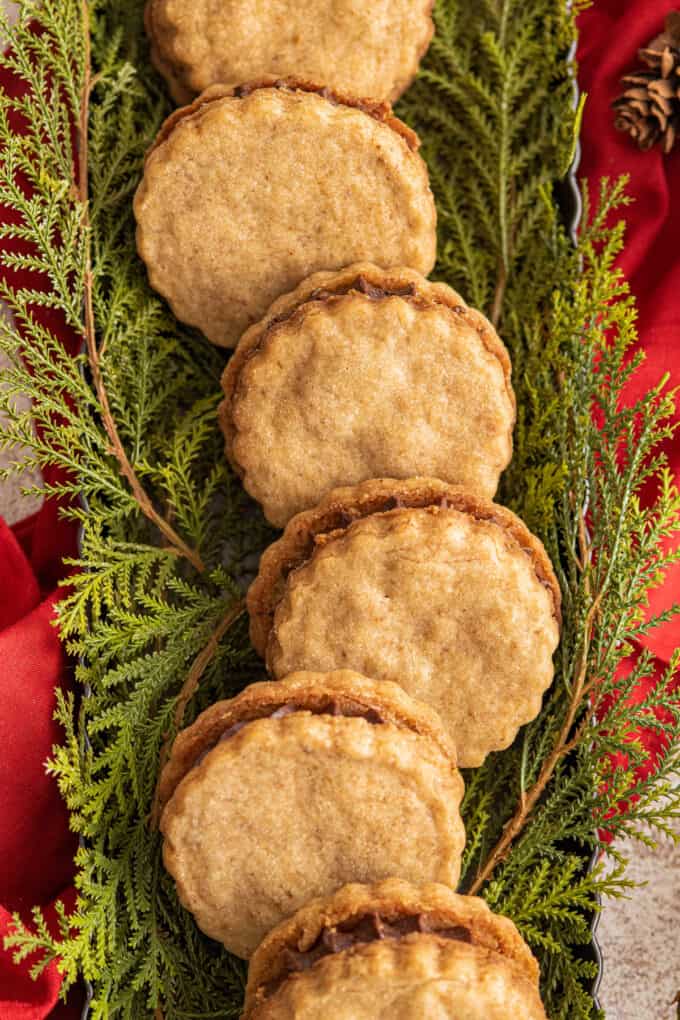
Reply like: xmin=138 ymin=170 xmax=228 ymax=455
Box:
xmin=220 ymin=264 xmax=515 ymax=526
xmin=160 ymin=671 xmax=465 ymax=958
xmin=146 ymin=0 xmax=434 ymax=105
xmin=244 ymin=879 xmax=546 ymax=1020
xmin=134 ymin=79 xmax=436 ymax=347
xmin=248 ymin=478 xmax=561 ymax=767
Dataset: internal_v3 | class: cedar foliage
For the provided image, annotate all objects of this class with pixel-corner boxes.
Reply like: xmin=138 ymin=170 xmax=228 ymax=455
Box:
xmin=1 ymin=1 xmax=679 ymax=1017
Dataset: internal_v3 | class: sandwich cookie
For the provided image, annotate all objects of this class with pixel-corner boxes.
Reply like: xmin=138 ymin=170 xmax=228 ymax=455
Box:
xmin=219 ymin=264 xmax=515 ymax=527
xmin=160 ymin=671 xmax=465 ymax=958
xmin=243 ymin=879 xmax=546 ymax=1019
xmin=134 ymin=79 xmax=436 ymax=347
xmin=248 ymin=478 xmax=561 ymax=767
xmin=146 ymin=0 xmax=434 ymax=106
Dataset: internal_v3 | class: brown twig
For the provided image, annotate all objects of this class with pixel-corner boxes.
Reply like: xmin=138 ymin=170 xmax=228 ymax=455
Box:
xmin=491 ymin=167 xmax=515 ymax=328
xmin=149 ymin=598 xmax=246 ymax=829
xmin=468 ymin=512 xmax=600 ymax=895
xmin=578 ymin=512 xmax=592 ymax=598
xmin=490 ymin=258 xmax=507 ymax=329
xmin=77 ymin=0 xmax=205 ymax=574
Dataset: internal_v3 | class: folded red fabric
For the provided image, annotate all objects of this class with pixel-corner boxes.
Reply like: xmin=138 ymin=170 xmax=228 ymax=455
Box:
xmin=0 ymin=519 xmax=78 ymax=1019
xmin=0 ymin=4 xmax=678 ymax=1017
xmin=0 ymin=893 xmax=78 ymax=1020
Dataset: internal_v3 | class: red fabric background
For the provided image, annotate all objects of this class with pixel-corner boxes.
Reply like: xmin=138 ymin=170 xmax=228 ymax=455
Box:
xmin=579 ymin=1 xmax=680 ymax=798
xmin=0 ymin=3 xmax=678 ymax=1015
xmin=579 ymin=1 xmax=680 ymax=668
xmin=0 ymin=513 xmax=80 ymax=1020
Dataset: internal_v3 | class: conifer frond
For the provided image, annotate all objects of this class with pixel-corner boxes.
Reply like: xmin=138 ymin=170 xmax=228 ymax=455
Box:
xmin=1 ymin=2 xmax=679 ymax=1018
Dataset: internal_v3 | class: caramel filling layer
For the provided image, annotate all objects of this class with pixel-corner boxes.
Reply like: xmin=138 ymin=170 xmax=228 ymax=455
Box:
xmin=259 ymin=274 xmax=461 ymax=338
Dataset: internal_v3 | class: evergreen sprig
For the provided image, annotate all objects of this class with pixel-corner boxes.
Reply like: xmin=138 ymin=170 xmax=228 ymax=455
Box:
xmin=1 ymin=1 xmax=678 ymax=1018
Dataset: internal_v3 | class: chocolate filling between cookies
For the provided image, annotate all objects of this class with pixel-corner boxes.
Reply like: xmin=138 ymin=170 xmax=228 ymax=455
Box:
xmin=260 ymin=275 xmax=462 ymax=337
xmin=276 ymin=495 xmax=560 ymax=617
xmin=190 ymin=697 xmax=385 ymax=771
xmin=264 ymin=911 xmax=475 ymax=998
xmin=233 ymin=80 xmax=385 ymax=118
xmin=151 ymin=77 xmax=419 ymax=158
xmin=226 ymin=274 xmax=514 ymax=433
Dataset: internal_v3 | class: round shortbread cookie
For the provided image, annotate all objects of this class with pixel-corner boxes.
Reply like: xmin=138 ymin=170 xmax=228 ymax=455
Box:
xmin=134 ymin=79 xmax=436 ymax=347
xmin=248 ymin=478 xmax=561 ymax=767
xmin=220 ymin=264 xmax=515 ymax=526
xmin=145 ymin=0 xmax=434 ymax=106
xmin=160 ymin=673 xmax=465 ymax=958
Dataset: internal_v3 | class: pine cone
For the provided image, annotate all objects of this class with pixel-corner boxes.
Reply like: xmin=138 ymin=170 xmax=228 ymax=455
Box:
xmin=613 ymin=11 xmax=680 ymax=154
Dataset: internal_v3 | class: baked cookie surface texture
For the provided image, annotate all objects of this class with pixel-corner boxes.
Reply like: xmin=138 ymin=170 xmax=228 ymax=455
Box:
xmin=146 ymin=0 xmax=434 ymax=105
xmin=160 ymin=672 xmax=465 ymax=958
xmin=248 ymin=478 xmax=562 ymax=767
xmin=220 ymin=264 xmax=515 ymax=526
xmin=243 ymin=879 xmax=547 ymax=1019
xmin=134 ymin=80 xmax=436 ymax=347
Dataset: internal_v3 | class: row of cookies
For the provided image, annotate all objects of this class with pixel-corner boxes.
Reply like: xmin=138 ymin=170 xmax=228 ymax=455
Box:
xmin=159 ymin=672 xmax=546 ymax=1019
xmin=131 ymin=74 xmax=562 ymax=763
xmin=133 ymin=82 xmax=517 ymax=528
xmin=159 ymin=490 xmax=559 ymax=948
xmin=136 ymin=6 xmax=557 ymax=1015
xmin=135 ymin=87 xmax=554 ymax=1020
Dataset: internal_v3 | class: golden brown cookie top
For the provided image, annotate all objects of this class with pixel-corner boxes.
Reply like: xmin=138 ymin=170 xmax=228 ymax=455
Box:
xmin=146 ymin=0 xmax=434 ymax=106
xmin=134 ymin=82 xmax=436 ymax=347
xmin=157 ymin=669 xmax=458 ymax=810
xmin=245 ymin=878 xmax=540 ymax=1015
xmin=161 ymin=712 xmax=465 ymax=957
xmin=248 ymin=477 xmax=561 ymax=657
xmin=219 ymin=264 xmax=516 ymax=526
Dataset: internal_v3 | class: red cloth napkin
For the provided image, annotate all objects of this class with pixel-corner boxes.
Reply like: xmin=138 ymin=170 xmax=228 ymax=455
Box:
xmin=0 ymin=516 xmax=79 ymax=1019
xmin=1 ymin=3 xmax=679 ymax=1016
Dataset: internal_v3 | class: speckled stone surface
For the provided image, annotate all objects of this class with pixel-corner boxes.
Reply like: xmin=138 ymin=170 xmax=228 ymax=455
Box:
xmin=597 ymin=822 xmax=680 ymax=1019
